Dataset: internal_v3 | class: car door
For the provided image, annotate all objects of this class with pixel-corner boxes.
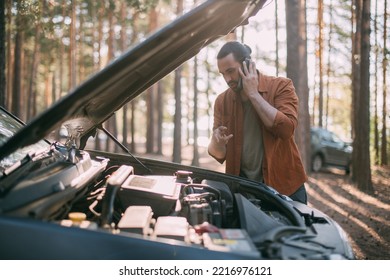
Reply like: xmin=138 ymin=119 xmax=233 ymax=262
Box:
xmin=328 ymin=132 xmax=350 ymax=166
xmin=322 ymin=130 xmax=348 ymax=166
xmin=319 ymin=130 xmax=336 ymax=165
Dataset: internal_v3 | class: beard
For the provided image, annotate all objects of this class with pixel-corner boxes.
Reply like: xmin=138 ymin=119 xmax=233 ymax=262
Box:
xmin=228 ymin=80 xmax=240 ymax=93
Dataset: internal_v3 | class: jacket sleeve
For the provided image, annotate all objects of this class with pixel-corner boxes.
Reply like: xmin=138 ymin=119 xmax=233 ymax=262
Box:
xmin=269 ymin=78 xmax=299 ymax=139
xmin=212 ymin=94 xmax=224 ymax=130
xmin=209 ymin=94 xmax=226 ymax=163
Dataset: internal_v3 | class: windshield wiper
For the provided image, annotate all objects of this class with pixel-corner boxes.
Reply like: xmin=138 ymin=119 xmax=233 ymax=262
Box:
xmin=4 ymin=152 xmax=34 ymax=175
xmin=0 ymin=146 xmax=60 ymax=196
xmin=0 ymin=152 xmax=36 ymax=196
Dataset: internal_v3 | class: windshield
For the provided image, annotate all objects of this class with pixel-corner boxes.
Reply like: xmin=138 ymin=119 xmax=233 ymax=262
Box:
xmin=0 ymin=109 xmax=50 ymax=171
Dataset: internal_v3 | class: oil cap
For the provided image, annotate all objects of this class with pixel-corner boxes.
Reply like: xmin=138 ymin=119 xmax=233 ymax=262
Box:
xmin=68 ymin=212 xmax=87 ymax=224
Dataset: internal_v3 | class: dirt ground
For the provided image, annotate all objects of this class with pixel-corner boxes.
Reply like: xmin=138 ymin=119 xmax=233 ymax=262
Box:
xmin=144 ymin=145 xmax=390 ymax=260
xmin=306 ymin=166 xmax=390 ymax=260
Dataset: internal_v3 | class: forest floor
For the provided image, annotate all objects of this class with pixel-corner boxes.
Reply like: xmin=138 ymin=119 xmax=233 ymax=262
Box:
xmin=141 ymin=144 xmax=390 ymax=260
xmin=306 ymin=165 xmax=390 ymax=260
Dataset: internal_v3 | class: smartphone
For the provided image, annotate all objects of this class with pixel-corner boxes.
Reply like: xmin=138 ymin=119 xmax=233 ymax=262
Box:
xmin=236 ymin=58 xmax=250 ymax=92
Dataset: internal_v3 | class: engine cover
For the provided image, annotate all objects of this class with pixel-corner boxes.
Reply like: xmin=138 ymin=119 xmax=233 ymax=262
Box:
xmin=118 ymin=175 xmax=181 ymax=217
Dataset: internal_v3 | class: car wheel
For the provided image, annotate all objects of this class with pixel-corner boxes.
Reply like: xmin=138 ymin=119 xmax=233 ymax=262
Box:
xmin=312 ymin=154 xmax=323 ymax=172
xmin=345 ymin=162 xmax=351 ymax=175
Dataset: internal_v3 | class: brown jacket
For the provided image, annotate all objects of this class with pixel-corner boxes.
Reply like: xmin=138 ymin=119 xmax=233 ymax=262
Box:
xmin=211 ymin=72 xmax=307 ymax=195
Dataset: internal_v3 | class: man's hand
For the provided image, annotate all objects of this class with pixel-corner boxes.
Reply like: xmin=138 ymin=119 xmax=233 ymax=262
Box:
xmin=238 ymin=60 xmax=259 ymax=100
xmin=213 ymin=126 xmax=233 ymax=145
xmin=208 ymin=126 xmax=233 ymax=161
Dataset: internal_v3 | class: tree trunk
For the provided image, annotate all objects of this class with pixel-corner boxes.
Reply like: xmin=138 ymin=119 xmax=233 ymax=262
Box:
xmin=69 ymin=0 xmax=77 ymax=91
xmin=59 ymin=0 xmax=66 ymax=98
xmin=381 ymin=0 xmax=388 ymax=165
xmin=107 ymin=1 xmax=114 ymax=63
xmin=185 ymin=67 xmax=191 ymax=146
xmin=157 ymin=81 xmax=163 ymax=155
xmin=97 ymin=4 xmax=103 ymax=71
xmin=317 ymin=0 xmax=324 ymax=127
xmin=94 ymin=3 xmax=104 ymax=151
xmin=351 ymin=0 xmax=361 ymax=143
xmin=78 ymin=3 xmax=85 ymax=84
xmin=173 ymin=65 xmax=183 ymax=163
xmin=120 ymin=2 xmax=129 ymax=149
xmin=130 ymin=101 xmax=136 ymax=153
xmin=351 ymin=0 xmax=361 ymax=180
xmin=52 ymin=71 xmax=57 ymax=107
xmin=146 ymin=6 xmax=158 ymax=154
xmin=285 ymin=0 xmax=311 ymax=173
xmin=106 ymin=0 xmax=117 ymax=152
xmin=130 ymin=12 xmax=139 ymax=153
xmin=192 ymin=55 xmax=199 ymax=166
xmin=325 ymin=0 xmax=334 ymax=130
xmin=11 ymin=4 xmax=24 ymax=119
xmin=27 ymin=21 xmax=41 ymax=119
xmin=5 ymin=0 xmax=12 ymax=109
xmin=44 ymin=70 xmax=53 ymax=108
xmin=0 ymin=0 xmax=5 ymax=107
xmin=173 ymin=0 xmax=184 ymax=163
xmin=146 ymin=84 xmax=156 ymax=153
xmin=373 ymin=0 xmax=380 ymax=165
xmin=353 ymin=0 xmax=373 ymax=193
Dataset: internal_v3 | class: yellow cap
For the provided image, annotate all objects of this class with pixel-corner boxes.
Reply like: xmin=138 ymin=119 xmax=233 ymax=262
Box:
xmin=68 ymin=212 xmax=87 ymax=223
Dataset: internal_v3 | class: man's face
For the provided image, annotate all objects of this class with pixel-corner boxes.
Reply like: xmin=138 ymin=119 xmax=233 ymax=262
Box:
xmin=217 ymin=53 xmax=242 ymax=92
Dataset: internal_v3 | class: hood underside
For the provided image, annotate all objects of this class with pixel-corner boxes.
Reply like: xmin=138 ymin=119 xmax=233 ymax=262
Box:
xmin=0 ymin=0 xmax=267 ymax=159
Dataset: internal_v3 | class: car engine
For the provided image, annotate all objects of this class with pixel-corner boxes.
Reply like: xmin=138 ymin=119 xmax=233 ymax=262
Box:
xmin=0 ymin=142 xmax=355 ymax=259
xmin=60 ymin=163 xmax=261 ymax=258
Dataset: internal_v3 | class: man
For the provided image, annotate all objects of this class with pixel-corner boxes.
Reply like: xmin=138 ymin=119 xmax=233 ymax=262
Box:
xmin=208 ymin=41 xmax=308 ymax=204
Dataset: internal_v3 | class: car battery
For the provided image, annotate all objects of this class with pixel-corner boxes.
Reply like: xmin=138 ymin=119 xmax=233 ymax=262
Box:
xmin=203 ymin=229 xmax=260 ymax=258
xmin=118 ymin=175 xmax=181 ymax=217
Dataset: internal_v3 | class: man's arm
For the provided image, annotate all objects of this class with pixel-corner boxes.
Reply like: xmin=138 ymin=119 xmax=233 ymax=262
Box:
xmin=247 ymin=92 xmax=277 ymax=129
xmin=208 ymin=93 xmax=233 ymax=162
xmin=239 ymin=61 xmax=277 ymax=128
xmin=240 ymin=61 xmax=297 ymax=139
xmin=268 ymin=81 xmax=298 ymax=139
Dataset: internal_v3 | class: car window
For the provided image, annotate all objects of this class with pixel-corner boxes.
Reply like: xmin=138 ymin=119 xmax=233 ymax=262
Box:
xmin=330 ymin=132 xmax=343 ymax=144
xmin=0 ymin=110 xmax=50 ymax=171
xmin=0 ymin=111 xmax=24 ymax=145
xmin=311 ymin=130 xmax=320 ymax=144
xmin=321 ymin=130 xmax=333 ymax=142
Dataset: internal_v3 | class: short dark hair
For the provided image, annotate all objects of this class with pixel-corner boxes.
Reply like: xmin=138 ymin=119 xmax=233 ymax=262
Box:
xmin=217 ymin=41 xmax=252 ymax=62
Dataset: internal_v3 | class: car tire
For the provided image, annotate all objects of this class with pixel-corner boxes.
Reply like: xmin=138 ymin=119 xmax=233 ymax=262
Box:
xmin=312 ymin=154 xmax=323 ymax=172
xmin=345 ymin=162 xmax=351 ymax=175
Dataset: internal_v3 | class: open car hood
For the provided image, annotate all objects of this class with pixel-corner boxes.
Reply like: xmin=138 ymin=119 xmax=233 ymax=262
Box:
xmin=0 ymin=0 xmax=267 ymax=159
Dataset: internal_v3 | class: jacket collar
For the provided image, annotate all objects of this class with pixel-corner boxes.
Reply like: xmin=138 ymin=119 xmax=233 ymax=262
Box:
xmin=257 ymin=71 xmax=268 ymax=93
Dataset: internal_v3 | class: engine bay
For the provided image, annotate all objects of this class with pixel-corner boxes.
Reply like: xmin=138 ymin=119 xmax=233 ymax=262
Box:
xmin=0 ymin=142 xmax=355 ymax=259
xmin=61 ymin=164 xmax=266 ymax=258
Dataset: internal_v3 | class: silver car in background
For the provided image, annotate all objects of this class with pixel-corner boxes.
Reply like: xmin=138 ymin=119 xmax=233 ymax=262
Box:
xmin=311 ymin=127 xmax=352 ymax=175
